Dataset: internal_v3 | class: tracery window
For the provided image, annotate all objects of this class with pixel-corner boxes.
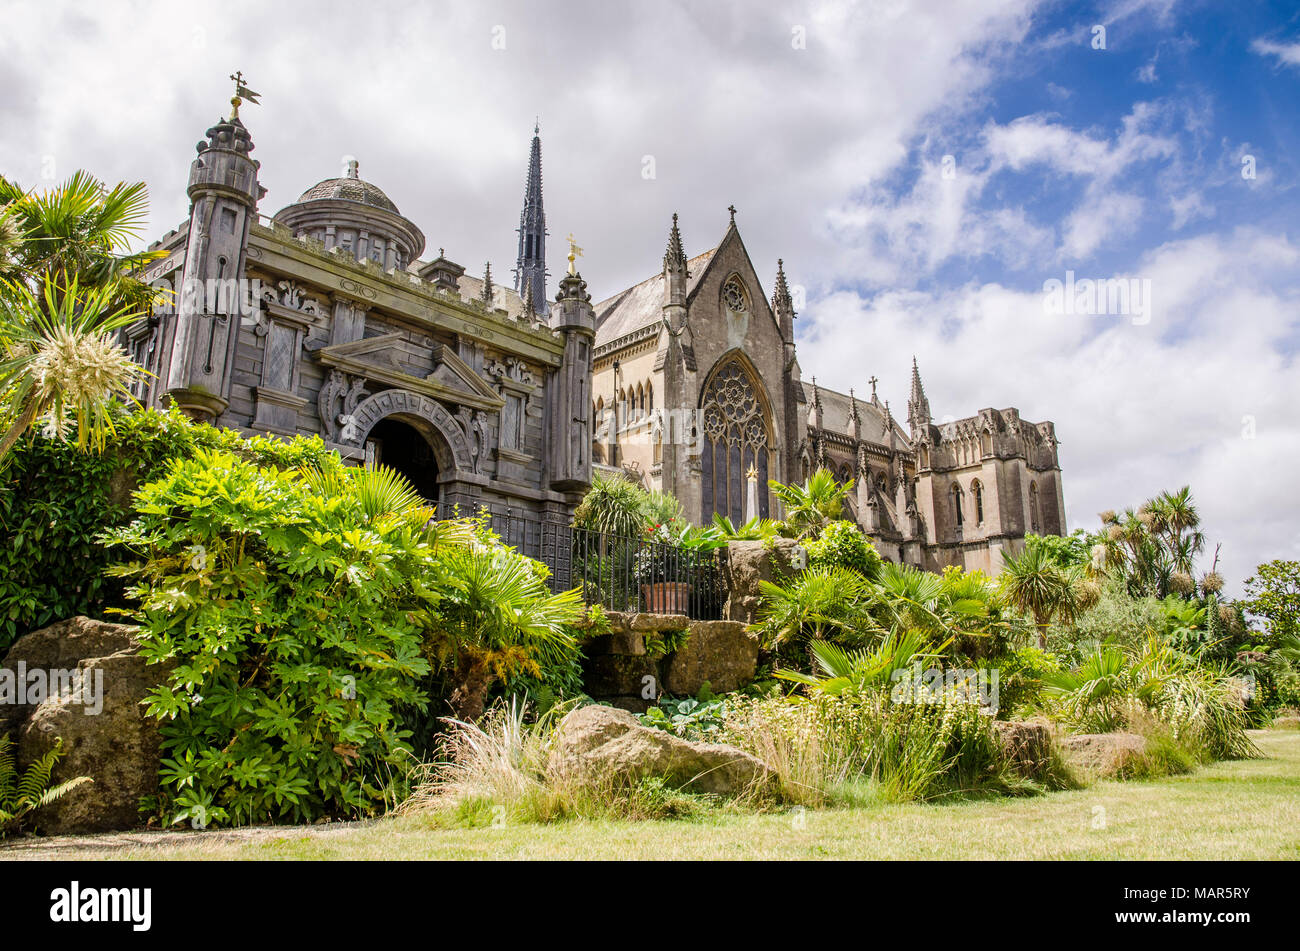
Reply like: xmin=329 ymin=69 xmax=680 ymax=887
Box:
xmin=722 ymin=277 xmax=747 ymax=313
xmin=973 ymin=479 xmax=985 ymax=525
xmin=952 ymin=484 xmax=965 ymax=528
xmin=701 ymin=358 xmax=770 ymax=523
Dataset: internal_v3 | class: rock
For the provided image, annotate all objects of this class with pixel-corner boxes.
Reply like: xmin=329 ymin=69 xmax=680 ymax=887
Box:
xmin=1271 ymin=715 xmax=1300 ymax=730
xmin=581 ymin=654 xmax=663 ymax=698
xmin=663 ymin=620 xmax=758 ymax=695
xmin=1059 ymin=732 xmax=1148 ymax=775
xmin=629 ymin=613 xmax=690 ymax=633
xmin=721 ymin=538 xmax=801 ymax=624
xmin=552 ymin=704 xmax=774 ymax=796
xmin=3 ymin=616 xmax=173 ymax=835
xmin=994 ymin=718 xmax=1053 ymax=778
xmin=1 ymin=616 xmax=139 ymax=742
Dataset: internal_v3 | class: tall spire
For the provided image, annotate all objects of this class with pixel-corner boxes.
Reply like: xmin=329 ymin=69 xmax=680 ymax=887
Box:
xmin=907 ymin=356 xmax=931 ymax=433
xmin=513 ymin=123 xmax=547 ymax=316
xmin=481 ymin=261 xmax=495 ymax=307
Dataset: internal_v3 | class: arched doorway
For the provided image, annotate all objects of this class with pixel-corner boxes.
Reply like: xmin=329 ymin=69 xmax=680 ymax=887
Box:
xmin=364 ymin=417 xmax=441 ymax=503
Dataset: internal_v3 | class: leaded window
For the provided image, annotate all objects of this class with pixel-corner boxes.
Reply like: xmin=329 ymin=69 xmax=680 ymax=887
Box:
xmin=701 ymin=358 xmax=770 ymax=523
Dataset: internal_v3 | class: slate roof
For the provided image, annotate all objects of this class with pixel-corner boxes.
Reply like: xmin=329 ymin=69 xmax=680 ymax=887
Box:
xmin=806 ymin=382 xmax=910 ymax=448
xmin=592 ymin=249 xmax=717 ymax=348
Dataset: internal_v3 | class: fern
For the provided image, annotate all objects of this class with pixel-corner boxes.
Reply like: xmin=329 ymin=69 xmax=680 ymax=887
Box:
xmin=0 ymin=735 xmax=92 ymax=836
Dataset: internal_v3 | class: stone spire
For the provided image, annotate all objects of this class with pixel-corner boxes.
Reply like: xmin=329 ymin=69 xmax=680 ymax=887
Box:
xmin=513 ymin=122 xmax=547 ymax=316
xmin=771 ymin=258 xmax=796 ymax=345
xmin=847 ymin=387 xmax=861 ymax=440
xmin=481 ymin=261 xmax=495 ymax=307
xmin=664 ymin=212 xmax=687 ymax=275
xmin=907 ymin=356 xmax=931 ymax=434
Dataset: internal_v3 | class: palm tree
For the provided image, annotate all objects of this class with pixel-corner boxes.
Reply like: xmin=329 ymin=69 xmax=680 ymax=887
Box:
xmin=775 ymin=629 xmax=943 ymax=695
xmin=0 ymin=172 xmax=162 ymax=459
xmin=999 ymin=545 xmax=1084 ymax=649
xmin=754 ymin=566 xmax=878 ymax=649
xmin=769 ymin=468 xmax=852 ymax=539
xmin=0 ymin=276 xmax=144 ymax=459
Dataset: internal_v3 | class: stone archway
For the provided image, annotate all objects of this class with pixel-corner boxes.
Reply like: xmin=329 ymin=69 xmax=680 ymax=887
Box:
xmin=341 ymin=387 xmax=476 ymax=475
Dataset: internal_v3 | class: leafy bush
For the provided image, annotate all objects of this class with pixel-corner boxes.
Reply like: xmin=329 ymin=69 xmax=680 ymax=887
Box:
xmin=0 ymin=405 xmax=336 ymax=650
xmin=640 ymin=692 xmax=727 ymax=740
xmin=106 ymin=449 xmax=451 ymax=827
xmin=805 ymin=520 xmax=882 ymax=579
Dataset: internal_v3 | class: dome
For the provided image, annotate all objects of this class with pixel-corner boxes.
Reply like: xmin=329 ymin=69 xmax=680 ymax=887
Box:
xmin=273 ymin=158 xmax=425 ymax=267
xmin=294 ymin=160 xmax=400 ymax=214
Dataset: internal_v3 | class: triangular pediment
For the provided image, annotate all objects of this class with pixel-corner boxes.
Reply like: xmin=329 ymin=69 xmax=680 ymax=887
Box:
xmin=315 ymin=333 xmax=504 ymax=411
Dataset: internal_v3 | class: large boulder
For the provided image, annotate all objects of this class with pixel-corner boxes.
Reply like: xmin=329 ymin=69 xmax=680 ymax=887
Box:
xmin=1059 ymin=732 xmax=1148 ymax=776
xmin=552 ymin=704 xmax=774 ymax=796
xmin=993 ymin=718 xmax=1054 ymax=779
xmin=721 ymin=539 xmax=801 ymax=624
xmin=0 ymin=616 xmax=138 ymax=741
xmin=662 ymin=620 xmax=758 ymax=695
xmin=1271 ymin=715 xmax=1300 ymax=730
xmin=2 ymin=616 xmax=172 ymax=834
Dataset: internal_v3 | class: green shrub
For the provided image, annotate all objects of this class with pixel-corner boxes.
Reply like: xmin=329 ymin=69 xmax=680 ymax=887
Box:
xmin=0 ymin=405 xmax=336 ymax=650
xmin=805 ymin=520 xmax=882 ymax=580
xmin=105 ymin=448 xmax=443 ymax=827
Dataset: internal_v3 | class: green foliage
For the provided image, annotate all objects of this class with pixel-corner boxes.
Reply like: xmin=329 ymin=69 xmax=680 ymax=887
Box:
xmin=640 ymin=691 xmax=728 ymax=740
xmin=1043 ymin=637 xmax=1257 ymax=762
xmin=642 ymin=626 xmax=690 ymax=657
xmin=0 ymin=735 xmax=91 ymax=836
xmin=0 ymin=405 xmax=337 ymax=651
xmin=104 ymin=449 xmax=457 ymax=827
xmin=776 ymin=630 xmax=943 ymax=696
xmin=805 ymin=519 xmax=882 ymax=579
xmin=768 ymin=468 xmax=851 ymax=539
xmin=1242 ymin=559 xmax=1300 ymax=642
xmin=991 ymin=646 xmax=1063 ymax=717
xmin=1025 ymin=530 xmax=1092 ymax=571
xmin=711 ymin=513 xmax=783 ymax=541
xmin=999 ymin=544 xmax=1085 ymax=648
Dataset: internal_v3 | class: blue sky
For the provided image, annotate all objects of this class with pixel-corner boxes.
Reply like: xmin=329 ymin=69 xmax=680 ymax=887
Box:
xmin=1 ymin=0 xmax=1296 ymax=590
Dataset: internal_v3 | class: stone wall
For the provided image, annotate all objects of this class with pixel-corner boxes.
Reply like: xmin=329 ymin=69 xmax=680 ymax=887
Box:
xmin=582 ymin=611 xmax=758 ymax=712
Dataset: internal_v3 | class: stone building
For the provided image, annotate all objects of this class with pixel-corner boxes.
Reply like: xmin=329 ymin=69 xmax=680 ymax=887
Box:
xmin=127 ymin=89 xmax=1064 ymax=573
xmin=127 ymin=100 xmax=592 ymax=533
xmin=591 ymin=212 xmax=1066 ymax=573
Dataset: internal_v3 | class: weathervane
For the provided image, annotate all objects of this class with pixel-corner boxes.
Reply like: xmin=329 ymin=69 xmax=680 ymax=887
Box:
xmin=566 ymin=233 xmax=584 ymax=276
xmin=228 ymin=70 xmax=261 ymax=120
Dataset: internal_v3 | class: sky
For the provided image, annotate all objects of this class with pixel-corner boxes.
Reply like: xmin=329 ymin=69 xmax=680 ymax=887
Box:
xmin=1 ymin=0 xmax=1297 ymax=593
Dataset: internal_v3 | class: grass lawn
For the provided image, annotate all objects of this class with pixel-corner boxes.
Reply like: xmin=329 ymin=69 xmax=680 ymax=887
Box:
xmin=5 ymin=728 xmax=1300 ymax=861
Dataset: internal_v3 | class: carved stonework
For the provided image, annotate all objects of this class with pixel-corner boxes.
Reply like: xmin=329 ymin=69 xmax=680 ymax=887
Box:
xmin=261 ymin=279 xmax=326 ymax=317
xmin=485 ymin=356 xmax=538 ymax=387
xmin=318 ymin=368 xmax=369 ymax=442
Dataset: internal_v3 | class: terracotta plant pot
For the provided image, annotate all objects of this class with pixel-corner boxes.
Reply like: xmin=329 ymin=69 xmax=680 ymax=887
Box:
xmin=641 ymin=581 xmax=690 ymax=614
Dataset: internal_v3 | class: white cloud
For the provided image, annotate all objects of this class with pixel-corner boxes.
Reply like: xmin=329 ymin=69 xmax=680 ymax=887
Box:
xmin=1251 ymin=37 xmax=1300 ymax=69
xmin=799 ymin=228 xmax=1300 ymax=593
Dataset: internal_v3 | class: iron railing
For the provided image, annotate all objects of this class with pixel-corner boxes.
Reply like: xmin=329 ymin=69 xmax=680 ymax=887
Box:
xmin=571 ymin=526 xmax=724 ymax=619
xmin=429 ymin=501 xmax=723 ymax=619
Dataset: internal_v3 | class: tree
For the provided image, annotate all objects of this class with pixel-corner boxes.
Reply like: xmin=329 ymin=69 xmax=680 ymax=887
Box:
xmin=769 ymin=468 xmax=851 ymax=539
xmin=0 ymin=172 xmax=161 ymax=460
xmin=1242 ymin=560 xmax=1300 ymax=642
xmin=1000 ymin=545 xmax=1084 ymax=649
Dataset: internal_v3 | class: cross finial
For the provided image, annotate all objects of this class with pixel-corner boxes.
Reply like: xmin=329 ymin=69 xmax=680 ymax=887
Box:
xmin=227 ymin=71 xmax=260 ymax=120
xmin=728 ymin=204 xmax=737 ymax=225
xmin=869 ymin=375 xmax=879 ymax=399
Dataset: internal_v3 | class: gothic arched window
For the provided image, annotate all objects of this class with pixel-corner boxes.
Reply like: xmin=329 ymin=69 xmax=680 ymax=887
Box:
xmin=701 ymin=357 xmax=770 ymax=523
xmin=1029 ymin=481 xmax=1041 ymax=533
xmin=952 ymin=484 xmax=965 ymax=528
xmin=973 ymin=479 xmax=985 ymax=526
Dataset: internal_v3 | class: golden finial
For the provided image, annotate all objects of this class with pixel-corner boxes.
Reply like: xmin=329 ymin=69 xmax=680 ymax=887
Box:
xmin=746 ymin=464 xmax=758 ymax=481
xmin=566 ymin=233 xmax=584 ymax=276
xmin=228 ymin=70 xmax=261 ymax=121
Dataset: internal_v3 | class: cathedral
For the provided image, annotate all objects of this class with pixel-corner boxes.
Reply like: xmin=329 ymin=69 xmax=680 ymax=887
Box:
xmin=127 ymin=88 xmax=1065 ymax=575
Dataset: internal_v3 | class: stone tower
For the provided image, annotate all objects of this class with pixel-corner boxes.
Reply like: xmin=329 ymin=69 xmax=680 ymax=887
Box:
xmin=513 ymin=123 xmax=548 ymax=317
xmin=547 ymin=263 xmax=595 ymax=491
xmin=163 ymin=101 xmax=264 ymax=421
